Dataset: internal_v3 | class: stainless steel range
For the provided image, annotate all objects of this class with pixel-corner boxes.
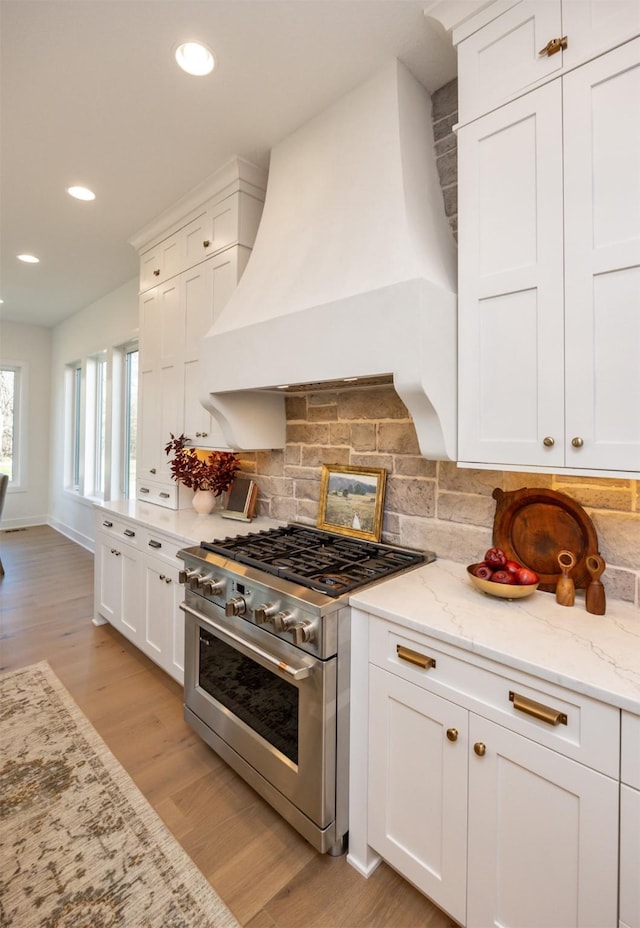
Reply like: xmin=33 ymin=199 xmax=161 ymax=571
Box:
xmin=178 ymin=523 xmax=434 ymax=855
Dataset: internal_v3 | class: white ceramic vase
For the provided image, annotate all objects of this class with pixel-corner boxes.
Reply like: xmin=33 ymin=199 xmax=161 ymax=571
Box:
xmin=192 ymin=489 xmax=217 ymax=515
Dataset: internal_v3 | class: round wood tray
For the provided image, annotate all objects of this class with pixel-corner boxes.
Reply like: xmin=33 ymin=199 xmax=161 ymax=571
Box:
xmin=492 ymin=487 xmax=599 ymax=593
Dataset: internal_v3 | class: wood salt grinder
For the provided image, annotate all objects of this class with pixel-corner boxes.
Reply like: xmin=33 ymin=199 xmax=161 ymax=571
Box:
xmin=556 ymin=549 xmax=576 ymax=607
xmin=585 ymin=554 xmax=606 ymax=615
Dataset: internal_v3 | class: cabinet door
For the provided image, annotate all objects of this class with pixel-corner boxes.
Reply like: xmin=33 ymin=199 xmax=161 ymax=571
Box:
xmin=95 ymin=536 xmax=120 ymax=623
xmin=458 ymin=82 xmax=565 ymax=468
xmin=119 ymin=545 xmax=142 ymax=643
xmin=368 ymin=665 xmax=468 ymax=925
xmin=467 ymin=715 xmax=619 ymax=928
xmin=183 ymin=250 xmax=242 ymax=448
xmin=563 ymin=39 xmax=640 ymax=473
xmin=620 ymin=784 xmax=640 ymax=928
xmin=457 ymin=1 xmax=562 ymax=124
xmin=142 ymin=557 xmax=184 ymax=683
xmin=562 ymin=1 xmax=640 ymax=72
xmin=142 ymin=557 xmax=171 ymax=669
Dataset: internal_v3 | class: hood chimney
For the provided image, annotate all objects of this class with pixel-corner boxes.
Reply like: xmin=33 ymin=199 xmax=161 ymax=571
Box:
xmin=200 ymin=59 xmax=458 ymax=459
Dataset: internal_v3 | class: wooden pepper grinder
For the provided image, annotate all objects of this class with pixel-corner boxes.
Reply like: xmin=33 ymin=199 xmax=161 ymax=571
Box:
xmin=586 ymin=554 xmax=606 ymax=615
xmin=556 ymin=549 xmax=576 ymax=607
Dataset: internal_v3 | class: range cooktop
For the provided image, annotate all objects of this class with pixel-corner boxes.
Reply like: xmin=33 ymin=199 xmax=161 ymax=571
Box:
xmin=201 ymin=523 xmax=434 ymax=597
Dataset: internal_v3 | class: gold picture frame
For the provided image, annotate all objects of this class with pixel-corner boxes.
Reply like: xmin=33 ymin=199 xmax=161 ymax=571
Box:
xmin=317 ymin=464 xmax=387 ymax=542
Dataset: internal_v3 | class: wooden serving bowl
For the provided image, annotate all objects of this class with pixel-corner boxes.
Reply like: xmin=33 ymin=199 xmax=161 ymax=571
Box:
xmin=466 ymin=564 xmax=539 ymax=600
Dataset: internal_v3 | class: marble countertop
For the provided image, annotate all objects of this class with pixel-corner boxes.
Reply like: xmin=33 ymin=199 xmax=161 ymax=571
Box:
xmin=94 ymin=499 xmax=282 ymax=547
xmin=350 ymin=558 xmax=640 ymax=714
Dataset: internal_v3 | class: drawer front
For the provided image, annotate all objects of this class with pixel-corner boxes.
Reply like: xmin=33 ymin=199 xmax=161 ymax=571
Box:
xmin=622 ymin=712 xmax=640 ymax=788
xmin=143 ymin=530 xmax=185 ymax=565
xmin=136 ymin=480 xmax=193 ymax=510
xmin=369 ymin=617 xmax=619 ymax=776
xmin=96 ymin=514 xmax=141 ymax=547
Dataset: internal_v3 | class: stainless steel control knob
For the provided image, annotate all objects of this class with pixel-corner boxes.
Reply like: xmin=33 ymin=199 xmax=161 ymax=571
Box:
xmin=273 ymin=610 xmax=297 ymax=632
xmin=201 ymin=578 xmax=226 ymax=597
xmin=189 ymin=574 xmax=204 ymax=590
xmin=225 ymin=596 xmax=247 ymax=617
xmin=178 ymin=568 xmax=199 ymax=585
xmin=291 ymin=622 xmax=315 ymax=645
xmin=254 ymin=602 xmax=279 ymax=624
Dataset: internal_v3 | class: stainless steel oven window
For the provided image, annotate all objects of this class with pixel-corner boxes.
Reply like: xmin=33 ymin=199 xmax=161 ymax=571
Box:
xmin=197 ymin=627 xmax=299 ymax=763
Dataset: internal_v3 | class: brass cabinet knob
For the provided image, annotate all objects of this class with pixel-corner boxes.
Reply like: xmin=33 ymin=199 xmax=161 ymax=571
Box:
xmin=543 ymin=436 xmax=555 ymax=447
xmin=571 ymin=437 xmax=584 ymax=448
xmin=150 ymin=467 xmax=156 ymax=474
xmin=473 ymin=742 xmax=486 ymax=757
xmin=153 ymin=268 xmax=160 ymax=276
xmin=446 ymin=728 xmax=458 ymax=742
xmin=203 ymin=239 xmax=211 ymax=248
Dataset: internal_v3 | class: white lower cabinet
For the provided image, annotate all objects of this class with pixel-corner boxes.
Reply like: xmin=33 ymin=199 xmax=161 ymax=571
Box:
xmin=143 ymin=554 xmax=184 ymax=683
xmin=467 ymin=715 xmax=618 ymax=928
xmin=94 ymin=517 xmax=143 ymax=645
xmin=368 ymin=666 xmax=468 ymax=924
xmin=620 ymin=713 xmax=640 ymax=928
xmin=94 ymin=510 xmax=187 ymax=685
xmin=362 ymin=615 xmax=621 ymax=927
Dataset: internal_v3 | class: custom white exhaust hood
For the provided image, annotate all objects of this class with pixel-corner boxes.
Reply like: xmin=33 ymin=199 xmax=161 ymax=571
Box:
xmin=200 ymin=59 xmax=458 ymax=460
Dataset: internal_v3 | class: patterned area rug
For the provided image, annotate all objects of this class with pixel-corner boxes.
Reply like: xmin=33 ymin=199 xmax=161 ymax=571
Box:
xmin=0 ymin=662 xmax=240 ymax=928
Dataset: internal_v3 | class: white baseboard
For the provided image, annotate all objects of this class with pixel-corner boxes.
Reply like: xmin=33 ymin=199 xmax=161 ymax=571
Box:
xmin=47 ymin=517 xmax=95 ymax=554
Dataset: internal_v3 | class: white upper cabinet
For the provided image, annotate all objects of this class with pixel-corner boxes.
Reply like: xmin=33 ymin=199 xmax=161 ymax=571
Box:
xmin=458 ymin=83 xmax=566 ymax=469
xmin=457 ymin=0 xmax=640 ymax=125
xmin=563 ymin=40 xmax=640 ymax=472
xmin=457 ymin=3 xmax=640 ymax=476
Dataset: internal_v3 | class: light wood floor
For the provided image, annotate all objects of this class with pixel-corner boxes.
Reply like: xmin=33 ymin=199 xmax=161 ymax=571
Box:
xmin=0 ymin=525 xmax=457 ymax=928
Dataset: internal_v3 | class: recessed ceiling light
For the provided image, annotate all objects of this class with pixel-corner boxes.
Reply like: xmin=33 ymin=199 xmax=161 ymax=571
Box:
xmin=17 ymin=254 xmax=39 ymax=264
xmin=67 ymin=185 xmax=95 ymax=201
xmin=175 ymin=41 xmax=215 ymax=76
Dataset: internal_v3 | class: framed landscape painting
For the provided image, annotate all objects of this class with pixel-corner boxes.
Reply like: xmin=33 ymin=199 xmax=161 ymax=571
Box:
xmin=317 ymin=464 xmax=387 ymax=542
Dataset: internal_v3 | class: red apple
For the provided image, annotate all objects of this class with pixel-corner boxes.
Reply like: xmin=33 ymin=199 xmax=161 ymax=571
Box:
xmin=504 ymin=559 xmax=522 ymax=575
xmin=516 ymin=567 xmax=539 ymax=586
xmin=471 ymin=563 xmax=493 ymax=580
xmin=491 ymin=570 xmax=515 ymax=584
xmin=484 ymin=547 xmax=507 ymax=569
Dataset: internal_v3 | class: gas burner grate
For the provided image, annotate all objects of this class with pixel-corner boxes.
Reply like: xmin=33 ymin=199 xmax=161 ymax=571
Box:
xmin=201 ymin=523 xmax=431 ymax=597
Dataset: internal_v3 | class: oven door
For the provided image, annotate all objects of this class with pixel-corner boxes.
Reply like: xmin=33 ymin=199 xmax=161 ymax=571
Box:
xmin=182 ymin=594 xmax=336 ymax=829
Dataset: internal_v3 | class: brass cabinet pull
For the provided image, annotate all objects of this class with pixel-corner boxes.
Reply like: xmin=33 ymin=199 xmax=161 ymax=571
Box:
xmin=396 ymin=644 xmax=436 ymax=670
xmin=102 ymin=520 xmax=113 ymax=527
xmin=446 ymin=728 xmax=458 ymax=742
xmin=150 ymin=468 xmax=156 ymax=474
xmin=539 ymin=36 xmax=567 ymax=57
xmin=159 ymin=492 xmax=170 ymax=498
xmin=571 ymin=437 xmax=584 ymax=448
xmin=509 ymin=690 xmax=568 ymax=726
xmin=148 ymin=540 xmax=162 ymax=549
xmin=153 ymin=268 xmax=160 ymax=276
xmin=473 ymin=742 xmax=486 ymax=757
xmin=543 ymin=436 xmax=555 ymax=447
xmin=139 ymin=487 xmax=150 ymax=494
xmin=203 ymin=239 xmax=211 ymax=248
xmin=123 ymin=529 xmax=135 ymax=537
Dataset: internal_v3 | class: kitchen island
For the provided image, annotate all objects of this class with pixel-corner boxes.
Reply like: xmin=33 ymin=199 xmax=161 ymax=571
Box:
xmin=348 ymin=559 xmax=640 ymax=928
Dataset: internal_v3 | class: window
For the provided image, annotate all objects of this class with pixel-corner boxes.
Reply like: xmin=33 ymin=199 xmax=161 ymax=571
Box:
xmin=67 ymin=362 xmax=82 ymax=491
xmin=0 ymin=365 xmax=20 ymax=484
xmin=93 ymin=355 xmax=107 ymax=498
xmin=124 ymin=347 xmax=138 ymax=499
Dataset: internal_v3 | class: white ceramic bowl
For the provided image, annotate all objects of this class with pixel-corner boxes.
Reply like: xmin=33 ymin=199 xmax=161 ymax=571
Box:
xmin=466 ymin=564 xmax=539 ymax=599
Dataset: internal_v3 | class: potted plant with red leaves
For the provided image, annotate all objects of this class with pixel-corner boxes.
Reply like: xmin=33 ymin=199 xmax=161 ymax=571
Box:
xmin=164 ymin=433 xmax=240 ymax=513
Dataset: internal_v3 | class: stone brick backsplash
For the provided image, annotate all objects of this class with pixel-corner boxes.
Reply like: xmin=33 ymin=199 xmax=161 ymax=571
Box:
xmin=238 ymin=385 xmax=640 ymax=610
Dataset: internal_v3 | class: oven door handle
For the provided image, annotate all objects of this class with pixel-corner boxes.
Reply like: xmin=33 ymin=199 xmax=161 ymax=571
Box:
xmin=180 ymin=603 xmax=312 ymax=681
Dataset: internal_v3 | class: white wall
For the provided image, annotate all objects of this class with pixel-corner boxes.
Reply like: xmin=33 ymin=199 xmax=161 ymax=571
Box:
xmin=0 ymin=322 xmax=52 ymax=527
xmin=49 ymin=277 xmax=139 ymax=549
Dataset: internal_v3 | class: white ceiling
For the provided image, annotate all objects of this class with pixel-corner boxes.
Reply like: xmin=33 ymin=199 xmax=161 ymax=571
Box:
xmin=0 ymin=0 xmax=456 ymax=328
